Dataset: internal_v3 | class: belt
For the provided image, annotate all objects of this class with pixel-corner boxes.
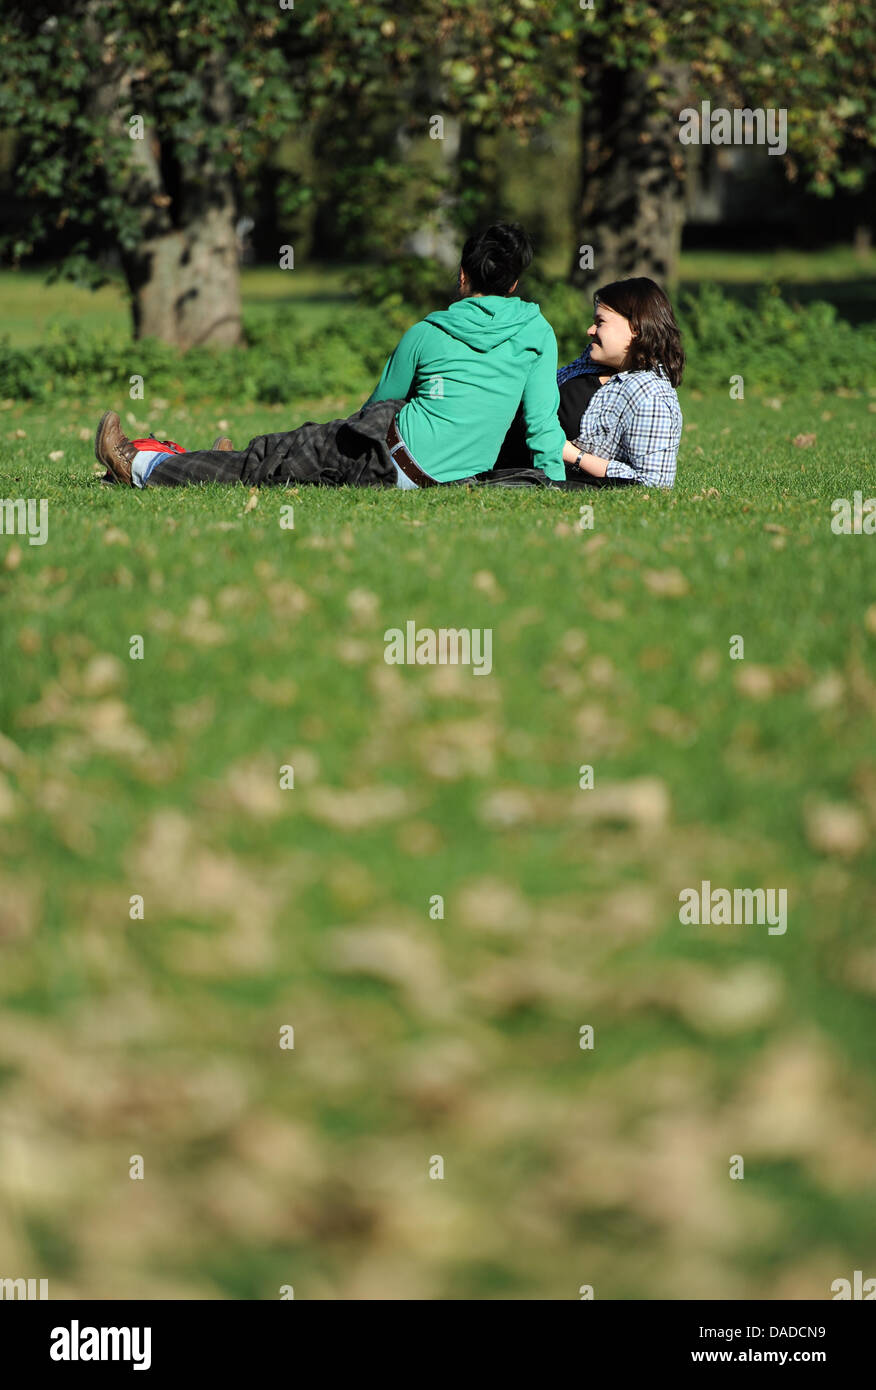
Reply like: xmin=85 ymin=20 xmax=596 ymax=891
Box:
xmin=386 ymin=417 xmax=438 ymax=488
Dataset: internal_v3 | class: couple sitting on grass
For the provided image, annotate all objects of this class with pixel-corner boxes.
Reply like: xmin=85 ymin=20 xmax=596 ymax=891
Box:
xmin=94 ymin=222 xmax=684 ymax=493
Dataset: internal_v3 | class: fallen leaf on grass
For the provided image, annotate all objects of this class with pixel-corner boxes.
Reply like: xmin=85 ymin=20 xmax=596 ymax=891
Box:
xmin=804 ymin=801 xmax=867 ymax=858
xmin=346 ymin=588 xmax=380 ymax=622
xmin=643 ymin=568 xmax=690 ymax=598
xmin=0 ymin=732 xmax=26 ymax=773
xmin=80 ymin=654 xmax=126 ymax=697
xmin=308 ymin=785 xmax=413 ymax=830
xmin=479 ymin=777 xmax=670 ymax=831
xmin=456 ymin=876 xmax=531 ymax=935
xmin=807 ymin=672 xmax=844 ymax=710
xmin=571 ymin=776 xmax=671 ymax=828
xmin=733 ymin=665 xmax=775 ymax=699
xmin=473 ymin=570 xmax=501 ymax=596
xmin=327 ymin=924 xmax=452 ymax=1017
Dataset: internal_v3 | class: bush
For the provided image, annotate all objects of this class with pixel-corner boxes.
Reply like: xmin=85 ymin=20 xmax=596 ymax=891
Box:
xmin=350 ymin=256 xmax=456 ymax=321
xmin=356 ymin=264 xmax=876 ymax=392
xmin=535 ymin=279 xmax=876 ymax=394
xmin=674 ymin=283 xmax=876 ymax=393
xmin=2 ymin=279 xmax=873 ymax=405
xmin=0 ymin=307 xmax=402 ymax=406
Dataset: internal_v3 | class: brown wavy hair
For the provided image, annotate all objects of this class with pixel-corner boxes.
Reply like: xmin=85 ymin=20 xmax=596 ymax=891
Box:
xmin=594 ymin=278 xmax=684 ymax=387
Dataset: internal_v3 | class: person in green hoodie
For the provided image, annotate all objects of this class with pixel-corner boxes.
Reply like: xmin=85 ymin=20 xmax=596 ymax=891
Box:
xmin=363 ymin=222 xmax=566 ymax=486
xmin=93 ymin=223 xmax=568 ymax=491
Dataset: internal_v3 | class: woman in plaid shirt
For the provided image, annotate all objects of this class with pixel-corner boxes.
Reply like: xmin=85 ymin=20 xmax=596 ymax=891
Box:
xmin=559 ymin=278 xmax=684 ymax=489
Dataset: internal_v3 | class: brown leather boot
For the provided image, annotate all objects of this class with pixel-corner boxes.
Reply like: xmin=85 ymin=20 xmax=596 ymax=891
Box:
xmin=212 ymin=436 xmax=233 ymax=451
xmin=95 ymin=411 xmax=137 ymax=486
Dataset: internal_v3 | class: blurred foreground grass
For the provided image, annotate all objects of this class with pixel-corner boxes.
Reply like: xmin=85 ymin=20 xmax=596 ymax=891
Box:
xmin=0 ymin=381 xmax=875 ymax=1298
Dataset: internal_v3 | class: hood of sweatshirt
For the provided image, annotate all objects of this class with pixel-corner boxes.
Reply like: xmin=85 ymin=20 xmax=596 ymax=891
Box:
xmin=424 ymin=296 xmax=543 ymax=352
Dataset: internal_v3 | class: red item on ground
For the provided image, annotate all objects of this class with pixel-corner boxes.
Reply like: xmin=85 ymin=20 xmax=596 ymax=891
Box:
xmin=131 ymin=436 xmax=187 ymax=454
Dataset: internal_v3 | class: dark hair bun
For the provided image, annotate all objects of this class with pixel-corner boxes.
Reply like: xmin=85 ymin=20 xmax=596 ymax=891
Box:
xmin=460 ymin=222 xmax=534 ymax=295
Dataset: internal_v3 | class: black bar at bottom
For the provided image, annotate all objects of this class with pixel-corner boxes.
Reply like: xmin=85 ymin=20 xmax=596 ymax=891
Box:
xmin=3 ymin=1298 xmax=870 ymax=1375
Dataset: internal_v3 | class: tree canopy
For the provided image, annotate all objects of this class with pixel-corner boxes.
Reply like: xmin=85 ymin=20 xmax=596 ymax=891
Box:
xmin=1 ymin=0 xmax=871 ymax=342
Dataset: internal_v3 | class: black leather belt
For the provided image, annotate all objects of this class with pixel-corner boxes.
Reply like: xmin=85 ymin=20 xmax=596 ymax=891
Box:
xmin=386 ymin=417 xmax=437 ymax=488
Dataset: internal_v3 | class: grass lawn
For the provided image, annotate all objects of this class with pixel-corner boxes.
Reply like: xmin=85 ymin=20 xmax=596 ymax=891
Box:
xmin=679 ymin=248 xmax=876 ymax=325
xmin=0 ymin=264 xmax=356 ymax=348
xmin=1 ymin=371 xmax=875 ymax=1300
xmin=1 ymin=243 xmax=874 ymax=347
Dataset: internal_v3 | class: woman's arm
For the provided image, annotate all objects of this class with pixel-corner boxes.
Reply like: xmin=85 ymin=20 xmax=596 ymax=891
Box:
xmin=562 ymin=438 xmax=609 ymax=477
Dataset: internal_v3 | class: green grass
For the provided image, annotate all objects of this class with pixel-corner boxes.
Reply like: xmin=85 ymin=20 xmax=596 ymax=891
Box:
xmin=0 ymin=264 xmax=356 ymax=347
xmin=679 ymin=245 xmax=875 ymax=285
xmin=1 ymin=370 xmax=875 ymax=1299
xmin=678 ymin=247 xmax=876 ymax=325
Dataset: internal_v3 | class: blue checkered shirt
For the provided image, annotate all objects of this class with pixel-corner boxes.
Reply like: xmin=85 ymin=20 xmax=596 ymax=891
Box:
xmin=557 ymin=345 xmax=682 ymax=488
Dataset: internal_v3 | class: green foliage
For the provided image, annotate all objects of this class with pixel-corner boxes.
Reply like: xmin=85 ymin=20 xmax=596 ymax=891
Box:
xmin=351 ymin=257 xmax=457 ymax=320
xmin=1 ymin=0 xmax=872 ymax=337
xmin=2 ymin=282 xmax=873 ymax=404
xmin=0 ymin=308 xmax=401 ymax=405
xmin=535 ymin=279 xmax=876 ymax=393
xmin=354 ymin=269 xmax=876 ymax=394
xmin=0 ymin=1 xmax=311 ymax=271
xmin=580 ymin=0 xmax=876 ymax=197
xmin=674 ymin=284 xmax=876 ymax=392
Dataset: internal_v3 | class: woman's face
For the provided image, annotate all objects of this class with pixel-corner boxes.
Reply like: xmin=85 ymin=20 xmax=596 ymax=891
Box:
xmin=587 ymin=302 xmax=635 ymax=371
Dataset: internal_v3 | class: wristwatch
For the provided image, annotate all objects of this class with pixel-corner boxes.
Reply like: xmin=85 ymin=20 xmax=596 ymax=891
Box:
xmin=574 ymin=449 xmax=584 ymax=469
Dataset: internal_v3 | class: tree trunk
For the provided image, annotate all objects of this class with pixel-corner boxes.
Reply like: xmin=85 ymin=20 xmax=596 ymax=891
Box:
xmin=86 ymin=13 xmax=243 ymax=349
xmin=571 ymin=59 xmax=689 ymax=293
xmin=122 ymin=202 xmax=242 ymax=348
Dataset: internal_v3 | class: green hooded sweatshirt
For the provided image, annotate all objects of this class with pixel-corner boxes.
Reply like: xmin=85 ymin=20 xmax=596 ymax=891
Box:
xmin=364 ymin=296 xmax=566 ymax=482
